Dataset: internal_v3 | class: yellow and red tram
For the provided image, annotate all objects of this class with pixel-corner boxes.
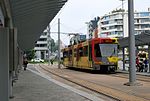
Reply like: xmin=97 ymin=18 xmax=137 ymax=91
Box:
xmin=62 ymin=38 xmax=119 ymax=72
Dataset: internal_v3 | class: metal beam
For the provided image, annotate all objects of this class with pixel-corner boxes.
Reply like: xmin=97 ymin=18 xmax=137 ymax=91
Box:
xmin=58 ymin=18 xmax=61 ymax=68
xmin=128 ymin=0 xmax=136 ymax=84
xmin=0 ymin=28 xmax=9 ymax=101
xmin=148 ymin=44 xmax=150 ymax=73
xmin=10 ymin=0 xmax=67 ymax=50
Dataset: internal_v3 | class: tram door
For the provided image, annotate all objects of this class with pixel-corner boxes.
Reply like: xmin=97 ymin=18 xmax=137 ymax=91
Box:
xmin=88 ymin=45 xmax=92 ymax=67
xmin=68 ymin=47 xmax=73 ymax=66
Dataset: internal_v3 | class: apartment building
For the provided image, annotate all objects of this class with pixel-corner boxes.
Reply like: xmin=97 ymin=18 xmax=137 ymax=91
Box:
xmin=34 ymin=32 xmax=48 ymax=59
xmin=99 ymin=8 xmax=150 ymax=38
xmin=34 ymin=32 xmax=66 ymax=60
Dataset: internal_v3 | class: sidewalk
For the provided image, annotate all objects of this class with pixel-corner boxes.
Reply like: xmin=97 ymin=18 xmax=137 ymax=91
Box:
xmin=10 ymin=64 xmax=150 ymax=101
xmin=10 ymin=65 xmax=93 ymax=101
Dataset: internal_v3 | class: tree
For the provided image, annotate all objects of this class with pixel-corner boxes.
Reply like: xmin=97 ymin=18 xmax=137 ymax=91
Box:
xmin=50 ymin=39 xmax=55 ymax=52
xmin=26 ymin=49 xmax=35 ymax=60
xmin=53 ymin=40 xmax=58 ymax=52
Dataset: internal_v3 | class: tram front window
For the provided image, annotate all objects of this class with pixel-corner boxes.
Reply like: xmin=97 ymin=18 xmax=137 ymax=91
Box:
xmin=99 ymin=44 xmax=117 ymax=57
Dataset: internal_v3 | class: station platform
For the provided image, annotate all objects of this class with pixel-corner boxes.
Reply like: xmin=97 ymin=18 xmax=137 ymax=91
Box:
xmin=10 ymin=65 xmax=103 ymax=101
xmin=10 ymin=64 xmax=150 ymax=101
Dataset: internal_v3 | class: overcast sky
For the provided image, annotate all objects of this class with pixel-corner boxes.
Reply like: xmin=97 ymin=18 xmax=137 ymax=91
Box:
xmin=49 ymin=0 xmax=150 ymax=45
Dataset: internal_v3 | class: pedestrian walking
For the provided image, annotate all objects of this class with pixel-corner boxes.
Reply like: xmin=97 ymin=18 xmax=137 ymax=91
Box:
xmin=139 ymin=59 xmax=144 ymax=72
xmin=136 ymin=57 xmax=140 ymax=72
xmin=23 ymin=58 xmax=28 ymax=70
xmin=143 ymin=58 xmax=148 ymax=72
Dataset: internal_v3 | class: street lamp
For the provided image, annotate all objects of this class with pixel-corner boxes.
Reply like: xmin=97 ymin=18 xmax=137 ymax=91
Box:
xmin=119 ymin=0 xmax=126 ymax=71
xmin=47 ymin=24 xmax=51 ymax=65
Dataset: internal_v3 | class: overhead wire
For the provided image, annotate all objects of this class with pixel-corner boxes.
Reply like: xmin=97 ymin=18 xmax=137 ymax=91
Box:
xmin=103 ymin=1 xmax=127 ymax=17
xmin=49 ymin=1 xmax=128 ymax=45
xmin=60 ymin=22 xmax=77 ymax=32
xmin=60 ymin=22 xmax=87 ymax=35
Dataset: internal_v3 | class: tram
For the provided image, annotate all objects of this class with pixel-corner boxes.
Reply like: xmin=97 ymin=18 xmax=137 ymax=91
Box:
xmin=62 ymin=37 xmax=119 ymax=72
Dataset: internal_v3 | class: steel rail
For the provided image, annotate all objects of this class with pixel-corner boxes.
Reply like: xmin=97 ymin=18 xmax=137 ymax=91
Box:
xmin=39 ymin=64 xmax=121 ymax=101
xmin=38 ymin=64 xmax=149 ymax=101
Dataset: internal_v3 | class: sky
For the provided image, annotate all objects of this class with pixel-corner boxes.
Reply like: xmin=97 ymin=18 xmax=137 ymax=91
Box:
xmin=49 ymin=0 xmax=150 ymax=45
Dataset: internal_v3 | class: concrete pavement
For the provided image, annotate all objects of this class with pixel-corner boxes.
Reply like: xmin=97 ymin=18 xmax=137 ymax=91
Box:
xmin=10 ymin=63 xmax=150 ymax=101
xmin=10 ymin=64 xmax=108 ymax=101
xmin=10 ymin=67 xmax=92 ymax=101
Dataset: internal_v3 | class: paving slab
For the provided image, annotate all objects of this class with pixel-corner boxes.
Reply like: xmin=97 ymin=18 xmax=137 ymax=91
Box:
xmin=10 ymin=68 xmax=91 ymax=101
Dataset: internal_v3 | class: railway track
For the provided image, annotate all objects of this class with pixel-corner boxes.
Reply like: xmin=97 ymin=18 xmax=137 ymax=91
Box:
xmin=38 ymin=64 xmax=150 ymax=101
xmin=38 ymin=65 xmax=119 ymax=101
xmin=111 ymin=72 xmax=150 ymax=82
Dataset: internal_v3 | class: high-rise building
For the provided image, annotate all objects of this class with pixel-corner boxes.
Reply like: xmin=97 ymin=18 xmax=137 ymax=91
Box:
xmin=34 ymin=32 xmax=48 ymax=59
xmin=99 ymin=8 xmax=150 ymax=38
xmin=34 ymin=32 xmax=66 ymax=60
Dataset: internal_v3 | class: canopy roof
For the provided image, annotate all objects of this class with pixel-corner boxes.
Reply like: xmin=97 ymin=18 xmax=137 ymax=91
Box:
xmin=9 ymin=0 xmax=67 ymax=50
xmin=118 ymin=32 xmax=150 ymax=48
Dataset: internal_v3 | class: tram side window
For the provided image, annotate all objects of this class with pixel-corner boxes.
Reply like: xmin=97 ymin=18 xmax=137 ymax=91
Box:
xmin=76 ymin=49 xmax=79 ymax=61
xmin=69 ymin=50 xmax=72 ymax=56
xmin=89 ymin=46 xmax=92 ymax=61
xmin=94 ymin=44 xmax=101 ymax=57
xmin=83 ymin=46 xmax=88 ymax=56
xmin=69 ymin=50 xmax=72 ymax=61
xmin=63 ymin=51 xmax=68 ymax=58
xmin=74 ymin=49 xmax=77 ymax=57
xmin=79 ymin=47 xmax=83 ymax=56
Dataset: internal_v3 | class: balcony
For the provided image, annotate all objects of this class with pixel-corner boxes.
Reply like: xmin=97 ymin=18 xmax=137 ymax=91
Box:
xmin=101 ymin=28 xmax=123 ymax=33
xmin=40 ymin=35 xmax=47 ymax=39
xmin=135 ymin=28 xmax=150 ymax=31
xmin=36 ymin=41 xmax=47 ymax=44
xmin=134 ymin=22 xmax=150 ymax=25
xmin=101 ymin=22 xmax=122 ymax=27
xmin=134 ymin=16 xmax=149 ymax=19
xmin=34 ymin=47 xmax=48 ymax=51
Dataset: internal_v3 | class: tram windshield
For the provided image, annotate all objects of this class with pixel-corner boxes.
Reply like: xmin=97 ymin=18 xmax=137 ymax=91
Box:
xmin=98 ymin=44 xmax=118 ymax=57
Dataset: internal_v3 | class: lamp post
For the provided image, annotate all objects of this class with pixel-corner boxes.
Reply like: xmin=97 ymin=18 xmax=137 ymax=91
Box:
xmin=124 ymin=0 xmax=139 ymax=86
xmin=47 ymin=25 xmax=51 ymax=65
xmin=119 ymin=0 xmax=126 ymax=71
xmin=58 ymin=18 xmax=61 ymax=68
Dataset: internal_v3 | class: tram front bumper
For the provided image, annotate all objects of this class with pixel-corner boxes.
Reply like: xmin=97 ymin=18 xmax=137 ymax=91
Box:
xmin=93 ymin=64 xmax=117 ymax=71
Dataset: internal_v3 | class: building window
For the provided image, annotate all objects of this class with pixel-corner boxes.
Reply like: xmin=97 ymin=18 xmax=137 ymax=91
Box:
xmin=42 ymin=32 xmax=47 ymax=36
xmin=39 ymin=38 xmax=47 ymax=41
xmin=35 ymin=44 xmax=47 ymax=47
xmin=141 ymin=24 xmax=149 ymax=28
xmin=139 ymin=12 xmax=149 ymax=17
xmin=140 ymin=19 xmax=149 ymax=23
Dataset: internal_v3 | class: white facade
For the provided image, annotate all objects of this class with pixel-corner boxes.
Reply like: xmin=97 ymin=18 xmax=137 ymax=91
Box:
xmin=34 ymin=32 xmax=48 ymax=59
xmin=99 ymin=9 xmax=150 ymax=38
xmin=34 ymin=32 xmax=66 ymax=60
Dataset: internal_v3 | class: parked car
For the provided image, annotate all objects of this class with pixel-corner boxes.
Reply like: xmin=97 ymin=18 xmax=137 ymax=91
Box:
xmin=31 ymin=58 xmax=44 ymax=63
